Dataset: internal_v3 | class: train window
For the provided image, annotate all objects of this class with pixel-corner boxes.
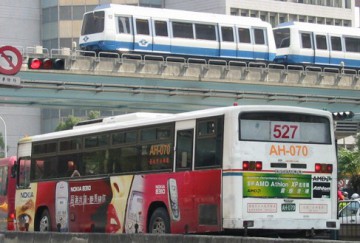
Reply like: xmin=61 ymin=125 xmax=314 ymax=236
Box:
xmin=316 ymin=35 xmax=328 ymax=50
xmin=221 ymin=26 xmax=234 ymax=42
xmin=154 ymin=20 xmax=168 ymax=37
xmin=195 ymin=24 xmax=216 ymax=41
xmin=301 ymin=33 xmax=312 ymax=49
xmin=238 ymin=28 xmax=251 ymax=43
xmin=136 ymin=19 xmax=150 ymax=35
xmin=118 ymin=16 xmax=132 ymax=34
xmin=331 ymin=36 xmax=342 ymax=51
xmin=254 ymin=29 xmax=266 ymax=45
xmin=81 ymin=11 xmax=104 ymax=35
xmin=274 ymin=28 xmax=290 ymax=48
xmin=172 ymin=22 xmax=194 ymax=39
xmin=345 ymin=37 xmax=360 ymax=53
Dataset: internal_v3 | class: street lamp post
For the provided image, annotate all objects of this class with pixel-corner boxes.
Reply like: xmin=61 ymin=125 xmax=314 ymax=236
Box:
xmin=0 ymin=115 xmax=7 ymax=158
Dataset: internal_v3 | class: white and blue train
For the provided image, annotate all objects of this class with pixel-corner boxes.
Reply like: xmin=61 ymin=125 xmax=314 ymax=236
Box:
xmin=79 ymin=4 xmax=360 ymax=69
xmin=79 ymin=4 xmax=276 ymax=62
xmin=273 ymin=22 xmax=360 ymax=69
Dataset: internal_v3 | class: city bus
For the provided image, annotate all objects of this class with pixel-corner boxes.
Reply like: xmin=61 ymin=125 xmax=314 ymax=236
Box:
xmin=0 ymin=156 xmax=17 ymax=231
xmin=13 ymin=105 xmax=339 ymax=237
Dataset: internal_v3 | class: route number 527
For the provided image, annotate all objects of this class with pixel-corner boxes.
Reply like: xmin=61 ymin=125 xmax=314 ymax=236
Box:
xmin=271 ymin=122 xmax=300 ymax=141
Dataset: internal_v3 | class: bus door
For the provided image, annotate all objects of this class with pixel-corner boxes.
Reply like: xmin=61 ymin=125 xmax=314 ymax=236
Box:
xmin=133 ymin=17 xmax=153 ymax=53
xmin=174 ymin=120 xmax=195 ymax=230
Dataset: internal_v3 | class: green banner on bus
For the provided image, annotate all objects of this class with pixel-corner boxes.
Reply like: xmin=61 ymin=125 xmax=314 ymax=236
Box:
xmin=243 ymin=173 xmax=311 ymax=199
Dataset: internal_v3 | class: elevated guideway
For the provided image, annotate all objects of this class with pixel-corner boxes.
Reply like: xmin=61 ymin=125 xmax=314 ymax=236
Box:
xmin=2 ymin=48 xmax=360 ymax=137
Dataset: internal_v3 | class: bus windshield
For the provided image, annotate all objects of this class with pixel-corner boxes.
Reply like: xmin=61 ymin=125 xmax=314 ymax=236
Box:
xmin=81 ymin=11 xmax=105 ymax=35
xmin=239 ymin=112 xmax=331 ymax=144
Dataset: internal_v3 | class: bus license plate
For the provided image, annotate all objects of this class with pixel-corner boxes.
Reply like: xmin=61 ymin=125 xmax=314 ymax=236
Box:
xmin=281 ymin=203 xmax=296 ymax=212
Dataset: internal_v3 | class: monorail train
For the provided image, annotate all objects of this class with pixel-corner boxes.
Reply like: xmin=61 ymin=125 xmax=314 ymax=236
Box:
xmin=273 ymin=22 xmax=360 ymax=69
xmin=79 ymin=4 xmax=276 ymax=62
xmin=79 ymin=4 xmax=360 ymax=69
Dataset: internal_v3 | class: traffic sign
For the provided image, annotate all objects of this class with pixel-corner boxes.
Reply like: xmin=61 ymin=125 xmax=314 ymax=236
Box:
xmin=0 ymin=75 xmax=21 ymax=87
xmin=0 ymin=46 xmax=22 ymax=75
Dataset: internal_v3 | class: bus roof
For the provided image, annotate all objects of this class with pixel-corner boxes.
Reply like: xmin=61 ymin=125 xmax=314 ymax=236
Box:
xmin=18 ymin=105 xmax=331 ymax=144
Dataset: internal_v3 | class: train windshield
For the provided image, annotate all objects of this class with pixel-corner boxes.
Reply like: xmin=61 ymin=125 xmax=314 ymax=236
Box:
xmin=273 ymin=28 xmax=290 ymax=48
xmin=81 ymin=11 xmax=105 ymax=35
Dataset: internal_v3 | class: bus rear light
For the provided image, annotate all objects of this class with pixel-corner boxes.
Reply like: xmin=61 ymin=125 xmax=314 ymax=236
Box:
xmin=243 ymin=161 xmax=262 ymax=171
xmin=255 ymin=161 xmax=262 ymax=171
xmin=243 ymin=161 xmax=249 ymax=170
xmin=7 ymin=213 xmax=15 ymax=231
xmin=315 ymin=163 xmax=333 ymax=173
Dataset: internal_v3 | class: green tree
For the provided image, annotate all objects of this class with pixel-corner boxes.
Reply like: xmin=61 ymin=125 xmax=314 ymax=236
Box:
xmin=55 ymin=111 xmax=101 ymax=131
xmin=55 ymin=115 xmax=81 ymax=131
xmin=338 ymin=136 xmax=360 ymax=193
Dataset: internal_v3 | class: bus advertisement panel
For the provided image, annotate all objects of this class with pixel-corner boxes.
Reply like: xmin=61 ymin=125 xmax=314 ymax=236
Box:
xmin=13 ymin=106 xmax=339 ymax=237
xmin=0 ymin=156 xmax=17 ymax=231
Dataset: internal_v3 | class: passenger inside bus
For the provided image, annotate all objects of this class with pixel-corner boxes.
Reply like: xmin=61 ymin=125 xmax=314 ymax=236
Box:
xmin=67 ymin=160 xmax=80 ymax=177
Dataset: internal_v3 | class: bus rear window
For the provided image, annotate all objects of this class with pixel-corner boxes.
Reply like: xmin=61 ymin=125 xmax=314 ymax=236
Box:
xmin=239 ymin=112 xmax=331 ymax=144
xmin=81 ymin=11 xmax=105 ymax=35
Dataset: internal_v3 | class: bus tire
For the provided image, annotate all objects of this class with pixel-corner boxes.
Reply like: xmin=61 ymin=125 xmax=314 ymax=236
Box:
xmin=148 ymin=207 xmax=170 ymax=234
xmin=38 ymin=209 xmax=51 ymax=232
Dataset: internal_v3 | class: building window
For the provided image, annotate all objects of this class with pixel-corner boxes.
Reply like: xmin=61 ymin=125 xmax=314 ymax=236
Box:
xmin=60 ymin=6 xmax=72 ymax=20
xmin=73 ymin=5 xmax=86 ymax=20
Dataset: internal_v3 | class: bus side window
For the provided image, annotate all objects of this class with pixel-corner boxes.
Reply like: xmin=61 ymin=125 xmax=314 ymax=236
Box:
xmin=18 ymin=157 xmax=31 ymax=188
xmin=195 ymin=116 xmax=224 ymax=169
xmin=176 ymin=129 xmax=193 ymax=170
xmin=0 ymin=166 xmax=7 ymax=195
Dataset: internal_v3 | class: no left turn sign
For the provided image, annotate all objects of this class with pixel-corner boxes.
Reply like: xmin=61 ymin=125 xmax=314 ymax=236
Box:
xmin=0 ymin=46 xmax=22 ymax=75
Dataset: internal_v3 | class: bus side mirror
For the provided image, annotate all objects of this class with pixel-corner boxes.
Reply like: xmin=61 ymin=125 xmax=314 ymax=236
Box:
xmin=11 ymin=163 xmax=17 ymax=178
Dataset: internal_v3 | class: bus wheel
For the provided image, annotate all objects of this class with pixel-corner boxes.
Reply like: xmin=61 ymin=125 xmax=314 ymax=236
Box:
xmin=38 ymin=209 xmax=51 ymax=232
xmin=149 ymin=208 xmax=170 ymax=234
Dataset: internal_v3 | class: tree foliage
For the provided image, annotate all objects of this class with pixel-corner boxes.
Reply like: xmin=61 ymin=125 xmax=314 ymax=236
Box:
xmin=338 ymin=136 xmax=360 ymax=193
xmin=55 ymin=111 xmax=101 ymax=131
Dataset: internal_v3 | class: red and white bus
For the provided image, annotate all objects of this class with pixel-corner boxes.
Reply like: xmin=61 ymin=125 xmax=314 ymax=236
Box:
xmin=0 ymin=156 xmax=17 ymax=231
xmin=13 ymin=105 xmax=339 ymax=236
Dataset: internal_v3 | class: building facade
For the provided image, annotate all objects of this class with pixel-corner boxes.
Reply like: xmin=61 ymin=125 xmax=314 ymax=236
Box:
xmin=41 ymin=0 xmax=163 ymax=50
xmin=165 ymin=0 xmax=360 ymax=27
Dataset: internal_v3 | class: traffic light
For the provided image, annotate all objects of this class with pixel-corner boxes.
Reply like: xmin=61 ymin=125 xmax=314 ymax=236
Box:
xmin=28 ymin=58 xmax=65 ymax=70
xmin=332 ymin=111 xmax=354 ymax=120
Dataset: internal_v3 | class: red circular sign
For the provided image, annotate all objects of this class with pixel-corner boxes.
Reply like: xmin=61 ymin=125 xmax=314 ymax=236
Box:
xmin=0 ymin=45 xmax=23 ymax=75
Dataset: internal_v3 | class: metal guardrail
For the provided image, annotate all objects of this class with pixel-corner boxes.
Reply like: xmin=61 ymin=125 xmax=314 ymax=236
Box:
xmin=338 ymin=200 xmax=360 ymax=241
